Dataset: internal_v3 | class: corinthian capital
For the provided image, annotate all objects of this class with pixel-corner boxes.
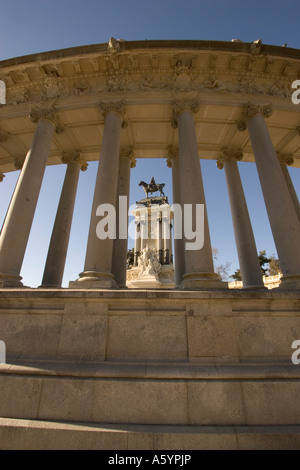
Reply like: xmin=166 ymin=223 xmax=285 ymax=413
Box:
xmin=120 ymin=146 xmax=136 ymax=168
xmin=0 ymin=172 xmax=5 ymax=182
xmin=173 ymin=99 xmax=200 ymax=115
xmin=217 ymin=148 xmax=243 ymax=169
xmin=61 ymin=151 xmax=88 ymax=171
xmin=100 ymin=100 xmax=126 ymax=117
xmin=237 ymin=102 xmax=273 ymax=131
xmin=30 ymin=107 xmax=64 ymax=134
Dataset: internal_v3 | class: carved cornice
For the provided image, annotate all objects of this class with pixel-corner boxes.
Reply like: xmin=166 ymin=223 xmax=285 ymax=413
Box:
xmin=30 ymin=107 xmax=64 ymax=134
xmin=0 ymin=172 xmax=5 ymax=182
xmin=166 ymin=147 xmax=179 ymax=167
xmin=61 ymin=151 xmax=88 ymax=171
xmin=278 ymin=153 xmax=294 ymax=166
xmin=237 ymin=102 xmax=273 ymax=131
xmin=0 ymin=128 xmax=8 ymax=142
xmin=120 ymin=146 xmax=136 ymax=168
xmin=217 ymin=148 xmax=243 ymax=169
xmin=99 ymin=100 xmax=126 ymax=117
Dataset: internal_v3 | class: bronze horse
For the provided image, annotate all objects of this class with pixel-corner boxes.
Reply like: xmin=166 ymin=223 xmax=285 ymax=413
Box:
xmin=139 ymin=178 xmax=165 ymax=199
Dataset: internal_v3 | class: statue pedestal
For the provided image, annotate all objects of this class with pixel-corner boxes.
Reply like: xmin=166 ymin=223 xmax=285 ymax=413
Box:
xmin=127 ymin=199 xmax=176 ymax=289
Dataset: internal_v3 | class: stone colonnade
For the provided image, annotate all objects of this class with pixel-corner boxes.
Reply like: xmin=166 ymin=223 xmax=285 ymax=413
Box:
xmin=0 ymin=100 xmax=299 ymax=289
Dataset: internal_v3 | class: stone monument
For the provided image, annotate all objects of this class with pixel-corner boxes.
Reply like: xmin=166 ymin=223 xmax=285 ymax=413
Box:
xmin=126 ymin=178 xmax=175 ymax=288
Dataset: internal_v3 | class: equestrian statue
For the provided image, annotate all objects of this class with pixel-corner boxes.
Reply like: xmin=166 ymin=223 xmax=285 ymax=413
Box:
xmin=139 ymin=177 xmax=166 ymax=199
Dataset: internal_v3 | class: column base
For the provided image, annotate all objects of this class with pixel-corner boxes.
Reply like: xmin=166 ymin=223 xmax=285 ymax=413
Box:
xmin=277 ymin=274 xmax=300 ymax=290
xmin=181 ymin=272 xmax=227 ymax=290
xmin=69 ymin=271 xmax=119 ymax=289
xmin=0 ymin=273 xmax=23 ymax=288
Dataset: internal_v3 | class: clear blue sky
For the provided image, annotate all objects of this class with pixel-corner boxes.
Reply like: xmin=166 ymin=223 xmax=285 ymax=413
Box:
xmin=0 ymin=0 xmax=299 ymax=287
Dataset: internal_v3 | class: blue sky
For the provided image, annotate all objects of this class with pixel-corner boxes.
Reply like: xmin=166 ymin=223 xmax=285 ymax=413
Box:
xmin=0 ymin=0 xmax=299 ymax=287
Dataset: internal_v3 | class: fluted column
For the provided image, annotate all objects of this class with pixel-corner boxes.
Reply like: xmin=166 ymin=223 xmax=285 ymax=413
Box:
xmin=167 ymin=147 xmax=185 ymax=285
xmin=111 ymin=147 xmax=136 ymax=287
xmin=278 ymin=154 xmax=300 ymax=223
xmin=174 ymin=100 xmax=223 ymax=289
xmin=0 ymin=108 xmax=60 ymax=287
xmin=238 ymin=103 xmax=300 ymax=289
xmin=73 ymin=101 xmax=124 ymax=288
xmin=41 ymin=152 xmax=87 ymax=287
xmin=217 ymin=149 xmax=264 ymax=289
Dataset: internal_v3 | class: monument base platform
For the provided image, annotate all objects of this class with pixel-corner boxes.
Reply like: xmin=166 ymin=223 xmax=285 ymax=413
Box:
xmin=0 ymin=287 xmax=300 ymax=449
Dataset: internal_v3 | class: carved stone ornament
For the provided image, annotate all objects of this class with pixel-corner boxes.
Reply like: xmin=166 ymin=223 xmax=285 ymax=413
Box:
xmin=138 ymin=245 xmax=161 ymax=276
xmin=166 ymin=147 xmax=179 ymax=168
xmin=120 ymin=147 xmax=136 ymax=168
xmin=61 ymin=151 xmax=88 ymax=171
xmin=237 ymin=102 xmax=273 ymax=131
xmin=0 ymin=172 xmax=5 ymax=182
xmin=217 ymin=148 xmax=243 ymax=169
xmin=278 ymin=154 xmax=294 ymax=166
xmin=29 ymin=107 xmax=64 ymax=134
xmin=107 ymin=37 xmax=123 ymax=54
xmin=173 ymin=99 xmax=200 ymax=115
xmin=250 ymin=39 xmax=262 ymax=55
xmin=99 ymin=100 xmax=126 ymax=117
xmin=14 ymin=156 xmax=26 ymax=170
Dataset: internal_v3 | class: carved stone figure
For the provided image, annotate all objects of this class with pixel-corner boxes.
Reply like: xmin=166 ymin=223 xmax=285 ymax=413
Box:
xmin=138 ymin=245 xmax=161 ymax=276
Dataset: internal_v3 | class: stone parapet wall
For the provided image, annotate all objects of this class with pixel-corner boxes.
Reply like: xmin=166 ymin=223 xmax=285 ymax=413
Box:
xmin=0 ymin=288 xmax=299 ymax=363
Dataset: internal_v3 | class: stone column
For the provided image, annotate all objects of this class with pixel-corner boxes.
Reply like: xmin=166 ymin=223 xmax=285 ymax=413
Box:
xmin=73 ymin=101 xmax=125 ymax=288
xmin=140 ymin=213 xmax=148 ymax=251
xmin=217 ymin=149 xmax=264 ymax=289
xmin=157 ymin=212 xmax=163 ymax=264
xmin=111 ymin=147 xmax=136 ymax=287
xmin=167 ymin=147 xmax=185 ymax=285
xmin=174 ymin=100 xmax=223 ymax=289
xmin=41 ymin=152 xmax=87 ymax=287
xmin=278 ymin=154 xmax=300 ymax=223
xmin=0 ymin=108 xmax=60 ymax=287
xmin=134 ymin=219 xmax=141 ymax=266
xmin=238 ymin=103 xmax=300 ymax=289
xmin=162 ymin=210 xmax=170 ymax=265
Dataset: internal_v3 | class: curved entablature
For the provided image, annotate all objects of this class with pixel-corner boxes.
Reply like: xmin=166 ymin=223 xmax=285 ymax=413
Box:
xmin=0 ymin=39 xmax=300 ymax=173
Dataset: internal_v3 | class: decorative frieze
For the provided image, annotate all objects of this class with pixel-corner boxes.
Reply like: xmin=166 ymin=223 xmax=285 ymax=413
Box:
xmin=61 ymin=151 xmax=88 ymax=171
xmin=217 ymin=148 xmax=243 ymax=169
xmin=237 ymin=102 xmax=273 ymax=131
xmin=30 ymin=107 xmax=64 ymax=134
